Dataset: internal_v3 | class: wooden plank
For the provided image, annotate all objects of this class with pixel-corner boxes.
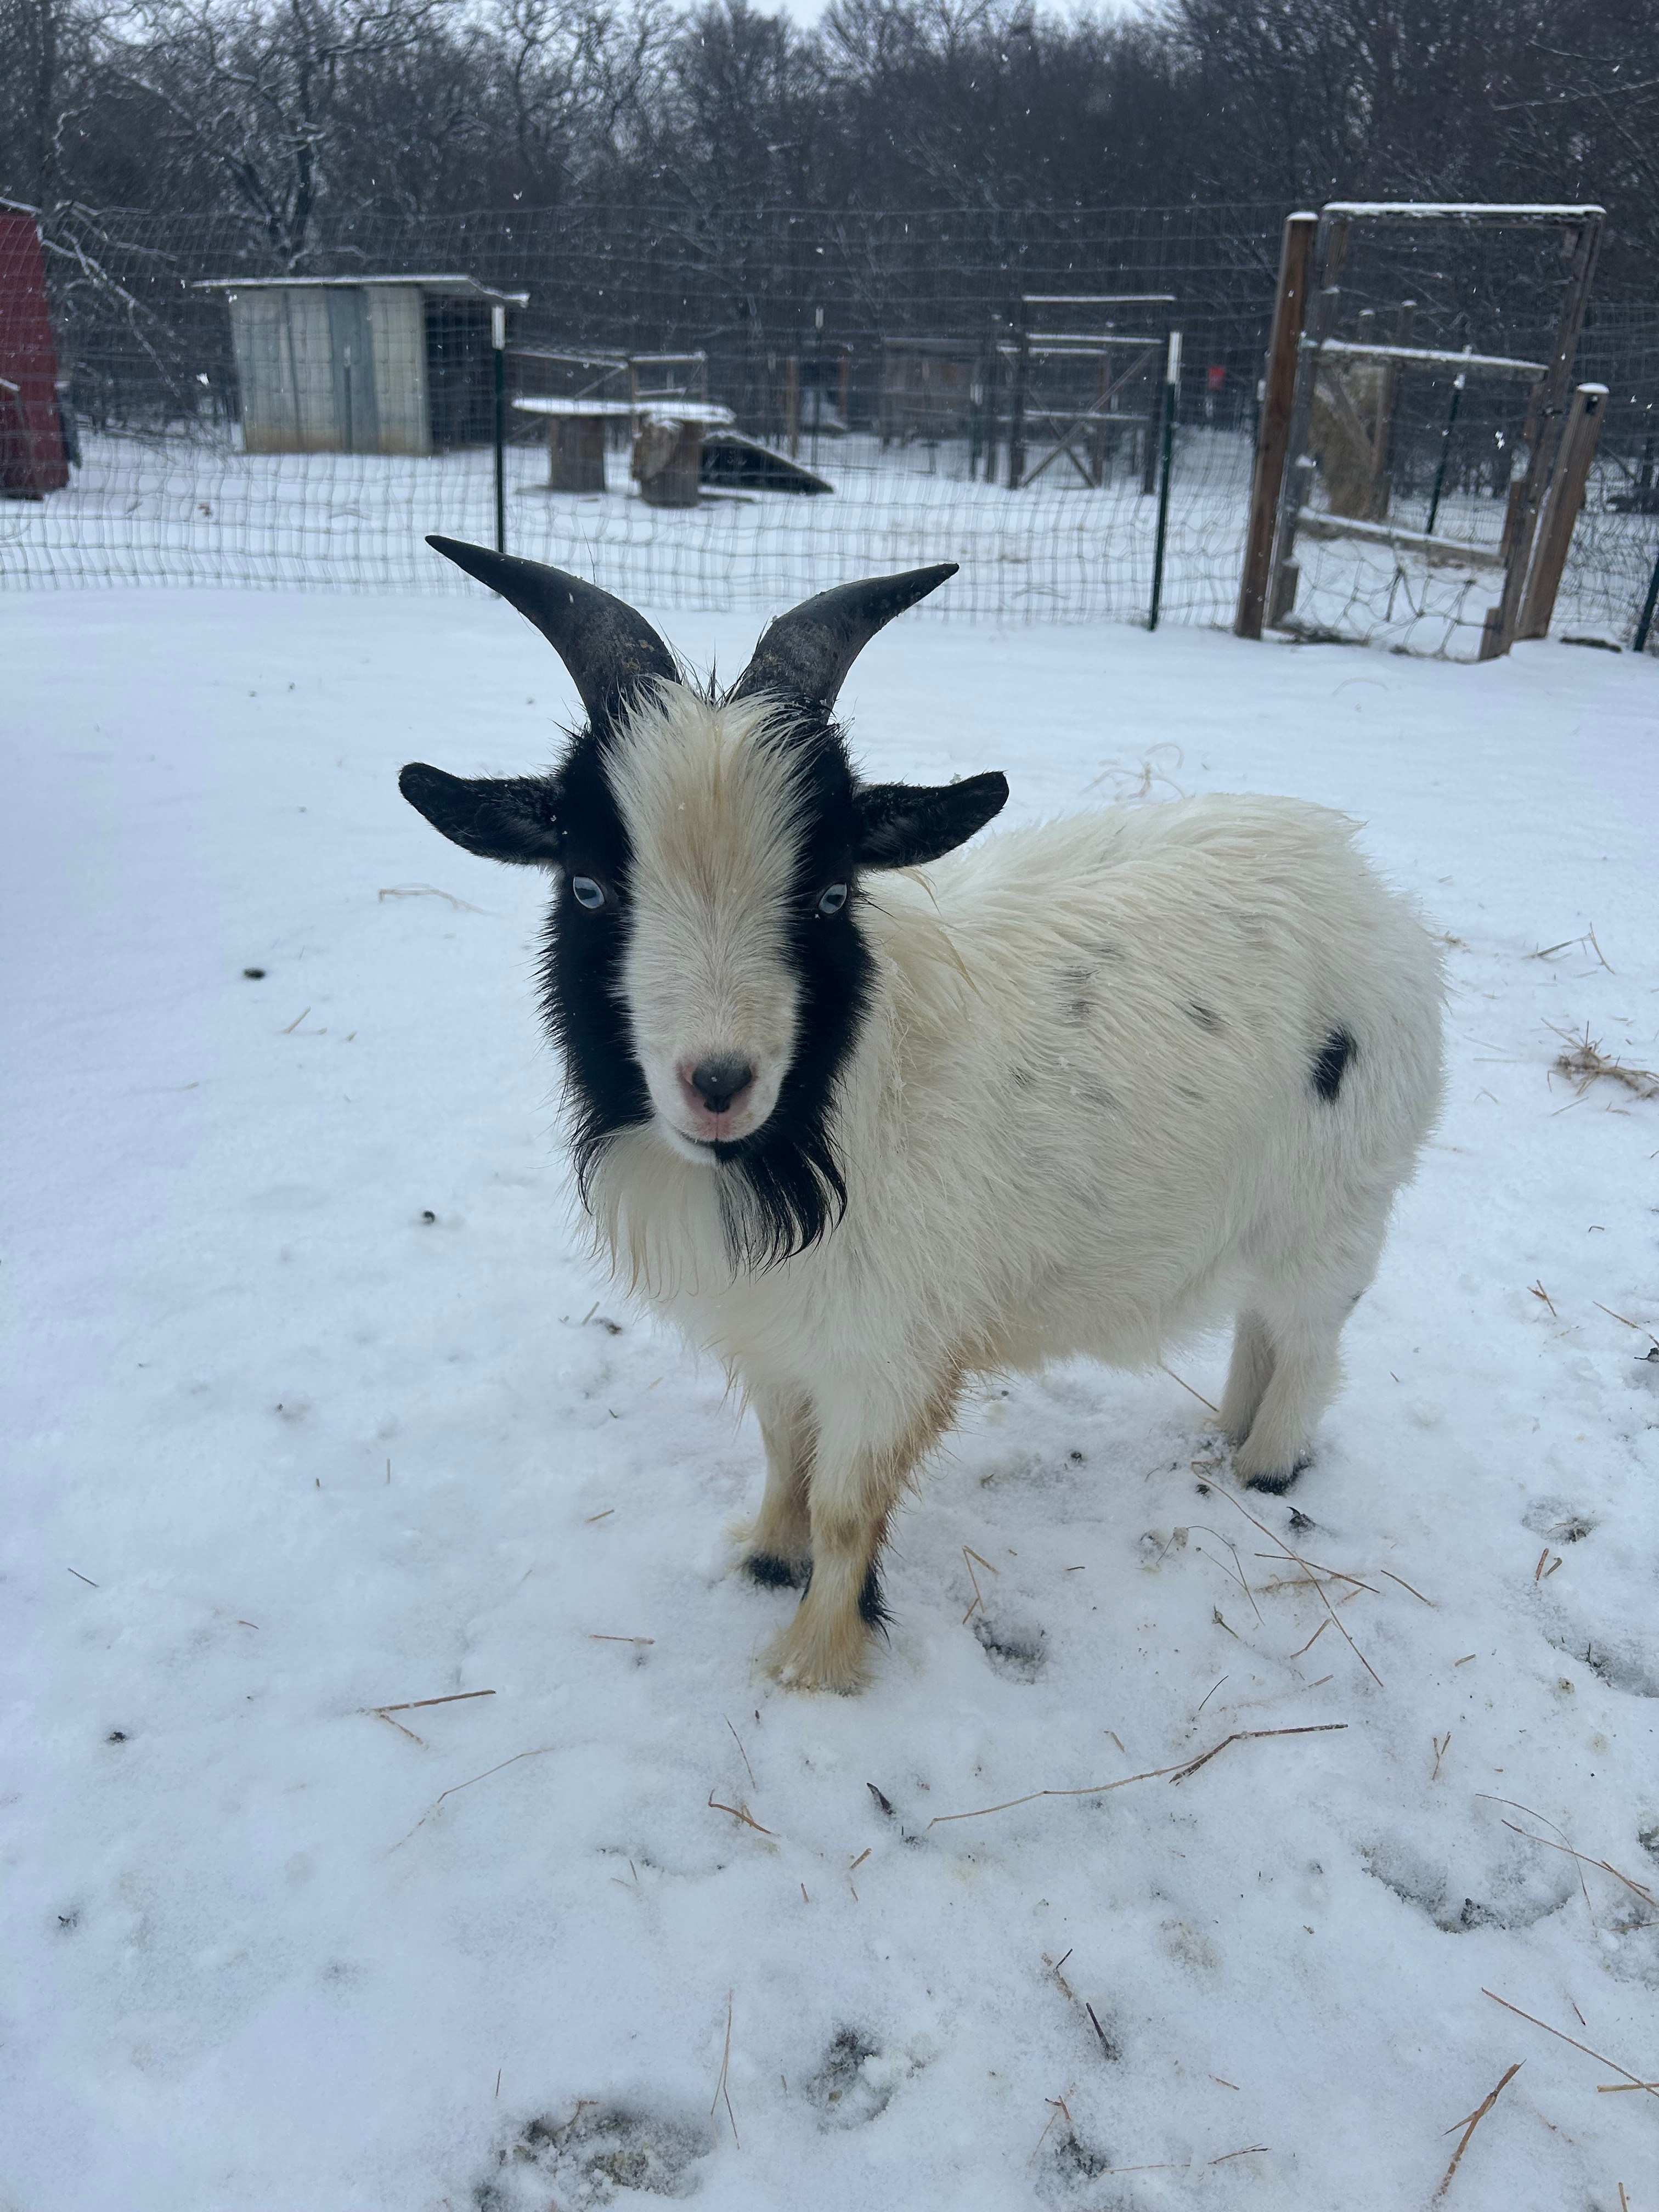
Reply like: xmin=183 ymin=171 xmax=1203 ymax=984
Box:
xmin=1316 ymin=338 xmax=1545 ymax=381
xmin=1481 ymin=209 xmax=1604 ymax=658
xmin=1293 ymin=509 xmax=1505 ymax=570
xmin=1235 ymin=211 xmax=1319 ymax=639
xmin=1266 ymin=227 xmax=1347 ymax=621
xmin=1516 ymin=385 xmax=1609 ymax=639
xmin=1321 ymin=202 xmax=1604 ymax=226
xmin=1023 ymin=293 xmax=1176 ymax=307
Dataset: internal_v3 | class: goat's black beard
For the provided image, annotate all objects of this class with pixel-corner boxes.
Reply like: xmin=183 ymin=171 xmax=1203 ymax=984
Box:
xmin=712 ymin=1111 xmax=849 ymax=1272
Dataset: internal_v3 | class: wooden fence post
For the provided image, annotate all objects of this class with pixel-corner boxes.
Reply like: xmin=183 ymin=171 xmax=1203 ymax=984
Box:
xmin=1235 ymin=211 xmax=1319 ymax=638
xmin=1516 ymin=383 xmax=1608 ymax=640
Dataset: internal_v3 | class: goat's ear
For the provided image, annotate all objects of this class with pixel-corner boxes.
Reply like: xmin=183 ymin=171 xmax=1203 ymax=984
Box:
xmin=399 ymin=763 xmax=563 ymax=866
xmin=854 ymin=770 xmax=1008 ymax=870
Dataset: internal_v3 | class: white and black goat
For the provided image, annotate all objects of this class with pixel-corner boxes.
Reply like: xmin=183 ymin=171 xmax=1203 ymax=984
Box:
xmin=400 ymin=538 xmax=1444 ymax=1692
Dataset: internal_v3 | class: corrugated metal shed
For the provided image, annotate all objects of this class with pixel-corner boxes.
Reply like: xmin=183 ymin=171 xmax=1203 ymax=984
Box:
xmin=195 ymin=276 xmax=528 ymax=455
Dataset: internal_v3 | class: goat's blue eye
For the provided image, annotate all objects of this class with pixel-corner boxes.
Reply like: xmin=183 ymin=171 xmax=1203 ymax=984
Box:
xmin=817 ymin=883 xmax=849 ymax=917
xmin=571 ymin=876 xmax=606 ymax=911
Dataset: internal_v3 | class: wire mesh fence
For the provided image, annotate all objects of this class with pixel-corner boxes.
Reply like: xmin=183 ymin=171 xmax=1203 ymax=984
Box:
xmin=3 ymin=200 xmax=1655 ymax=653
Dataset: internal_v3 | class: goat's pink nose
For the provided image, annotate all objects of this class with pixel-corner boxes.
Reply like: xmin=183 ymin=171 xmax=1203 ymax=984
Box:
xmin=682 ymin=1056 xmax=755 ymax=1116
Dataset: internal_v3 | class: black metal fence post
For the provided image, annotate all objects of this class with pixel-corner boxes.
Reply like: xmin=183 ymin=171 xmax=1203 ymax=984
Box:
xmin=1635 ymin=533 xmax=1659 ymax=654
xmin=1148 ymin=330 xmax=1181 ymax=629
xmin=492 ymin=303 xmax=506 ymax=554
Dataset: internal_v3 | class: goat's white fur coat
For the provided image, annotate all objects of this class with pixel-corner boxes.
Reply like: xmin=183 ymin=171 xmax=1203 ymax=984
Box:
xmin=586 ymin=691 xmax=1444 ymax=1690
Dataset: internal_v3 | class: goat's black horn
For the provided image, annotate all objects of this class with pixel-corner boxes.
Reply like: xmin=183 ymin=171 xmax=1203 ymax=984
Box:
xmin=729 ymin=563 xmax=958 ymax=712
xmin=427 ymin=536 xmax=678 ymax=728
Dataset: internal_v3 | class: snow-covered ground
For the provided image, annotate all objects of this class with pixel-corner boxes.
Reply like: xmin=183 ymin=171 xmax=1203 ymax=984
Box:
xmin=4 ymin=589 xmax=1657 ymax=2212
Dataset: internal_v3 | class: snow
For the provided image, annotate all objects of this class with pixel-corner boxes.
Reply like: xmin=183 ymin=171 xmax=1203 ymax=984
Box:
xmin=4 ymin=589 xmax=1658 ymax=2212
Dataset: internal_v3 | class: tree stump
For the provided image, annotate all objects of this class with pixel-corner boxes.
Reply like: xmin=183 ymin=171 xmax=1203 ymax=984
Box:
xmin=634 ymin=417 xmax=702 ymax=507
xmin=548 ymin=413 xmax=606 ymax=493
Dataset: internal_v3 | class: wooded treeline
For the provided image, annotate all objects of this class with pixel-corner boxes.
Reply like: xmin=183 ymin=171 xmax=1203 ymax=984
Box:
xmin=3 ymin=0 xmax=1656 ymax=290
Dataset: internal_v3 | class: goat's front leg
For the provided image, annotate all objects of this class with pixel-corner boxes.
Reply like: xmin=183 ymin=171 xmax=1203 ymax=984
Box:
xmin=764 ymin=1372 xmax=959 ymax=1694
xmin=740 ymin=1384 xmax=814 ymax=1589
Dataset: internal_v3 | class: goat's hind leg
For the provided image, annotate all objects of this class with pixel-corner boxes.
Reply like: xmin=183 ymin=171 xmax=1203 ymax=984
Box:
xmin=1232 ymin=1282 xmax=1359 ymax=1493
xmin=741 ymin=1386 xmax=814 ymax=1588
xmin=1217 ymin=1310 xmax=1276 ymax=1445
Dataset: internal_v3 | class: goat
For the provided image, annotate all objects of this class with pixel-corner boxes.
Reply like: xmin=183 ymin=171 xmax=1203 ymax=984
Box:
xmin=399 ymin=538 xmax=1444 ymax=1693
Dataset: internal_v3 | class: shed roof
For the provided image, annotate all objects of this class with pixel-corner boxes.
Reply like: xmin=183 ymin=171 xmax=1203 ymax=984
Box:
xmin=194 ymin=275 xmax=529 ymax=305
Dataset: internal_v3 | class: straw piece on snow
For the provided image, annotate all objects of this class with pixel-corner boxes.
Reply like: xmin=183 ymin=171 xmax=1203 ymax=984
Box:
xmin=1194 ymin=1674 xmax=1228 ymax=1717
xmin=1550 ymin=1028 xmax=1657 ymax=1101
xmin=1218 ymin=1489 xmax=1384 ymax=1688
xmin=367 ymin=1689 xmax=496 ymax=1716
xmin=1380 ymin=1568 xmax=1435 ymax=1605
xmin=707 ymin=1788 xmax=774 ymax=1837
xmin=1498 ymin=1820 xmax=1657 ymax=1910
xmin=1481 ymin=1990 xmax=1659 ymax=2098
xmin=726 ymin=1716 xmax=758 ymax=1791
xmin=391 ymin=1746 xmax=557 ymax=1850
xmin=1431 ymin=2062 xmax=1522 ymax=2203
xmin=1159 ymin=1360 xmax=1218 ymax=1413
xmin=1475 ymin=1793 xmax=1596 ymax=1922
xmin=927 ymin=1724 xmax=1346 ymax=1826
xmin=709 ymin=1991 xmax=738 ymax=2148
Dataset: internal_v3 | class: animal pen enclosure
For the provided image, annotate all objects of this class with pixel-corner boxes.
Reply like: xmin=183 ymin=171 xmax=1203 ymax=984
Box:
xmin=3 ymin=201 xmax=1655 ymax=654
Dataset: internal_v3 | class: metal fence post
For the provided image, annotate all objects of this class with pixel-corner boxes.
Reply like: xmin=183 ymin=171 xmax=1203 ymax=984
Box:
xmin=492 ymin=302 xmax=506 ymax=555
xmin=1635 ymin=535 xmax=1659 ymax=654
xmin=1148 ymin=330 xmax=1181 ymax=630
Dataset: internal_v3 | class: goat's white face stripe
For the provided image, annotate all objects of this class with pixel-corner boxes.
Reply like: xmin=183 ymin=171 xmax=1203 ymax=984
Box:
xmin=608 ymin=692 xmax=805 ymax=1158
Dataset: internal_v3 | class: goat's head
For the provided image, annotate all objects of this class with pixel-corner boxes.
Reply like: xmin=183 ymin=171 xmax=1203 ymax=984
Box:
xmin=400 ymin=538 xmax=1007 ymax=1262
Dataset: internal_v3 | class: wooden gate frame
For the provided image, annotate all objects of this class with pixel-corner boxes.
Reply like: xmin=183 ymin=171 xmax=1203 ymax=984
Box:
xmin=1005 ymin=294 xmax=1176 ymax=493
xmin=1235 ymin=202 xmax=1605 ymax=657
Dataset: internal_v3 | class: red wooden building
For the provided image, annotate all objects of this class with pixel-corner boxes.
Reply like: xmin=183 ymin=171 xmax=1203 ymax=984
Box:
xmin=0 ymin=204 xmax=69 ymax=499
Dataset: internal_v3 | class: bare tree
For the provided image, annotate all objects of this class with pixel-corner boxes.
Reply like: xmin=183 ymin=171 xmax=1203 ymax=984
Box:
xmin=107 ymin=0 xmax=455 ymax=260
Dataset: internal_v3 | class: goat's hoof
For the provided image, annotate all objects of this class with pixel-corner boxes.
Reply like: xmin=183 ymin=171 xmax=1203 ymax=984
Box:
xmin=743 ymin=1550 xmax=809 ymax=1590
xmin=1239 ymin=1455 xmax=1311 ymax=1495
xmin=761 ymin=1617 xmax=866 ymax=1696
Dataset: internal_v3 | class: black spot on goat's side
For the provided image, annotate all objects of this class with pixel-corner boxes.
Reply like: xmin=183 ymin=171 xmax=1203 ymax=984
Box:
xmin=1186 ymin=1000 xmax=1222 ymax=1032
xmin=1311 ymin=1026 xmax=1356 ymax=1103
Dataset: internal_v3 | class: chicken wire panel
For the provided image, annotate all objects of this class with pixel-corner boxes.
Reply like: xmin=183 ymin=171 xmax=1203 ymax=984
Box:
xmin=0 ymin=421 xmax=1255 ymax=627
xmin=1560 ymin=301 xmax=1659 ymax=650
xmin=5 ymin=201 xmax=1655 ymax=648
xmin=2 ymin=201 xmax=1277 ymax=624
